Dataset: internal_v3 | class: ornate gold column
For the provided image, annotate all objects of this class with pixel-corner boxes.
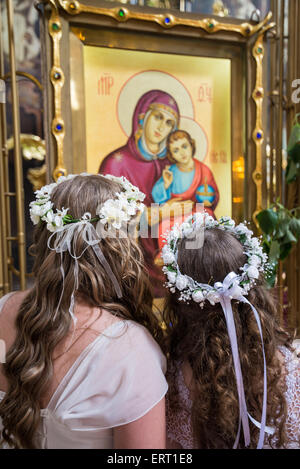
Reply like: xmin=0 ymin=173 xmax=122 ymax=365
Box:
xmin=4 ymin=0 xmax=27 ymax=291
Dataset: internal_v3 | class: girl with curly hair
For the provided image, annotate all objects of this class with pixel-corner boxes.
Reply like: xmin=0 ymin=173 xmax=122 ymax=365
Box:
xmin=162 ymin=214 xmax=300 ymax=449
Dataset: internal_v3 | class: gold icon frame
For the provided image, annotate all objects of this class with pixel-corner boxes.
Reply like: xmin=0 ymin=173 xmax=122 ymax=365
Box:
xmin=40 ymin=0 xmax=275 ymax=225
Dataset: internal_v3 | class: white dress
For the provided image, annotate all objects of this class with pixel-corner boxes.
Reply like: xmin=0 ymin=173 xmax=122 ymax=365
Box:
xmin=0 ymin=293 xmax=168 ymax=449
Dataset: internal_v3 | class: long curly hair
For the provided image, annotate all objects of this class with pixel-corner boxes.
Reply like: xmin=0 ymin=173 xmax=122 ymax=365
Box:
xmin=164 ymin=227 xmax=293 ymax=449
xmin=0 ymin=174 xmax=164 ymax=449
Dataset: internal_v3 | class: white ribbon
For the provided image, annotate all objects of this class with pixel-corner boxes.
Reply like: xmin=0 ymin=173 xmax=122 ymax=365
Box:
xmin=47 ymin=217 xmax=122 ymax=326
xmin=214 ymin=272 xmax=268 ymax=449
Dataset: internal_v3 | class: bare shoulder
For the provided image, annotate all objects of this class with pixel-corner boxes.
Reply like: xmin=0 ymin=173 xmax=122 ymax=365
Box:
xmin=96 ymin=308 xmax=124 ymax=332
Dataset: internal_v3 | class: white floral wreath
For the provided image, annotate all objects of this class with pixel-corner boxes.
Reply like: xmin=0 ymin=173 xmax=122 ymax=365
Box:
xmin=162 ymin=213 xmax=270 ymax=306
xmin=29 ymin=173 xmax=145 ymax=232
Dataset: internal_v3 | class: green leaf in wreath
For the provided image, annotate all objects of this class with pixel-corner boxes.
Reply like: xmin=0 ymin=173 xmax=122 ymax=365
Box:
xmin=256 ymin=209 xmax=278 ymax=235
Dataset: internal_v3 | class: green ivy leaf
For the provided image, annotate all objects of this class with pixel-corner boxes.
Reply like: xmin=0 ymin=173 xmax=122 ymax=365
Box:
xmin=282 ymin=228 xmax=298 ymax=244
xmin=279 ymin=242 xmax=293 ymax=261
xmin=256 ymin=209 xmax=278 ymax=235
xmin=290 ymin=218 xmax=300 ymax=239
xmin=262 ymin=239 xmax=271 ymax=254
xmin=265 ymin=269 xmax=277 ymax=288
xmin=286 ymin=159 xmax=299 ymax=183
xmin=269 ymin=240 xmax=280 ymax=262
xmin=276 ymin=218 xmax=291 ymax=239
xmin=288 ymin=142 xmax=300 ymax=164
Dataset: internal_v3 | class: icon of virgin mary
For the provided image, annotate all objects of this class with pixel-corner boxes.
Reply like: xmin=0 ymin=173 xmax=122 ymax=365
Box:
xmin=99 ymin=89 xmax=180 ymax=296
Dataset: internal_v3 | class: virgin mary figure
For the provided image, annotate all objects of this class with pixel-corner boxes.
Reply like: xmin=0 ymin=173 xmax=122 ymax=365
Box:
xmin=99 ymin=89 xmax=181 ymax=296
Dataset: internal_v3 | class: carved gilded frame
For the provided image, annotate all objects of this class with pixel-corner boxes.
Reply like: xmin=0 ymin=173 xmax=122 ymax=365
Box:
xmin=39 ymin=0 xmax=275 ymax=225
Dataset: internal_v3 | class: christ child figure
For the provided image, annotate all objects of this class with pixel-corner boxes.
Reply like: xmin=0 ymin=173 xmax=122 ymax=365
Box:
xmin=152 ymin=129 xmax=220 ymax=252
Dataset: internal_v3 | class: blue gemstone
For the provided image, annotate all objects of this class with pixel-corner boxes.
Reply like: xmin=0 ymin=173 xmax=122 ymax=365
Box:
xmin=256 ymin=132 xmax=262 ymax=139
xmin=165 ymin=17 xmax=170 ymax=24
xmin=56 ymin=124 xmax=62 ymax=131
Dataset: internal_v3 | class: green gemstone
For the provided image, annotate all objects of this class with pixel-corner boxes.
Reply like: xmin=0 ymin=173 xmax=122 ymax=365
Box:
xmin=52 ymin=22 xmax=60 ymax=32
xmin=257 ymin=47 xmax=263 ymax=53
xmin=208 ymin=22 xmax=214 ymax=28
xmin=119 ymin=9 xmax=125 ymax=17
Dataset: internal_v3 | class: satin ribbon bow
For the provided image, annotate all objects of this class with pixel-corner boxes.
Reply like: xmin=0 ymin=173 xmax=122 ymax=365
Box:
xmin=213 ymin=272 xmax=268 ymax=449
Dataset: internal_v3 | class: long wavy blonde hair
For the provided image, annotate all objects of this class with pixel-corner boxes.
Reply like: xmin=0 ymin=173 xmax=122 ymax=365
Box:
xmin=0 ymin=174 xmax=163 ymax=449
xmin=164 ymin=228 xmax=294 ymax=449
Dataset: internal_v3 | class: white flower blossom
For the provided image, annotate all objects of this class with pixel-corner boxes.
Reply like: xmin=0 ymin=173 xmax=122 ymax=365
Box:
xmin=249 ymin=255 xmax=261 ymax=267
xmin=207 ymin=290 xmax=221 ymax=305
xmin=43 ymin=211 xmax=54 ymax=224
xmin=162 ymin=249 xmax=175 ymax=265
xmin=235 ymin=223 xmax=253 ymax=236
xmin=223 ymin=218 xmax=235 ymax=228
xmin=192 ymin=290 xmax=204 ymax=303
xmin=31 ymin=200 xmax=53 ymax=220
xmin=249 ymin=237 xmax=261 ymax=249
xmin=167 ymin=271 xmax=177 ymax=284
xmin=53 ymin=214 xmax=65 ymax=229
xmin=176 ymin=275 xmax=188 ymax=291
xmin=227 ymin=282 xmax=244 ymax=299
xmin=35 ymin=183 xmax=56 ymax=199
xmin=30 ymin=212 xmax=40 ymax=225
xmin=46 ymin=222 xmax=57 ymax=232
xmin=247 ymin=265 xmax=259 ymax=279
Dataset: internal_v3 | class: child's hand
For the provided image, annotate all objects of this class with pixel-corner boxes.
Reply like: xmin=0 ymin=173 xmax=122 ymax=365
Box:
xmin=162 ymin=166 xmax=173 ymax=189
xmin=160 ymin=198 xmax=194 ymax=220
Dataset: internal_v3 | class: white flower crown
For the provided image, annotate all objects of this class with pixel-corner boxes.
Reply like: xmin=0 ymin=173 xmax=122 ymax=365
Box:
xmin=162 ymin=213 xmax=270 ymax=306
xmin=29 ymin=173 xmax=145 ymax=232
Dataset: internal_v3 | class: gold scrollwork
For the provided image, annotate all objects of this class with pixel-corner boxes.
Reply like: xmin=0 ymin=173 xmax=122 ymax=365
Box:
xmin=55 ymin=0 xmax=273 ymax=37
xmin=251 ymin=22 xmax=275 ymax=226
xmin=27 ymin=164 xmax=47 ymax=192
xmin=48 ymin=0 xmax=67 ymax=181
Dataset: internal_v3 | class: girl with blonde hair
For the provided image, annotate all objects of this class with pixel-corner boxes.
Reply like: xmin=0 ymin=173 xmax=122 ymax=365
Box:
xmin=0 ymin=173 xmax=167 ymax=449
